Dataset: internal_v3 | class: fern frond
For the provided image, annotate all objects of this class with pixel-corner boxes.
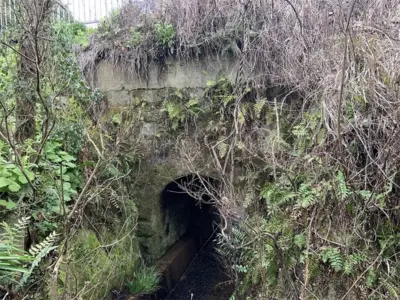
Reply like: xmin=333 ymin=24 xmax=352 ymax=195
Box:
xmin=254 ymin=99 xmax=266 ymax=119
xmin=0 ymin=217 xmax=30 ymax=248
xmin=21 ymin=231 xmax=59 ymax=287
xmin=321 ymin=247 xmax=343 ymax=272
xmin=343 ymin=253 xmax=367 ymax=275
xmin=292 ymin=125 xmax=308 ymax=137
xmin=336 ymin=171 xmax=351 ymax=201
xmin=298 ymin=183 xmax=317 ymax=208
xmin=261 ymin=183 xmax=296 ymax=214
xmin=383 ymin=279 xmax=399 ymax=299
xmin=28 ymin=231 xmax=58 ymax=256
xmin=110 ymin=190 xmax=120 ymax=209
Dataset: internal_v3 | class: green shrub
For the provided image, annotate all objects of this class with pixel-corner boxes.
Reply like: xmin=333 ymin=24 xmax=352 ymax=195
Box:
xmin=155 ymin=22 xmax=176 ymax=52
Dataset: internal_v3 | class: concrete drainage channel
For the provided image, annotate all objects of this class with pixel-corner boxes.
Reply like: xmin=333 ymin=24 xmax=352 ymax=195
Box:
xmin=155 ymin=233 xmax=200 ymax=298
xmin=135 ymin=175 xmax=234 ymax=300
xmin=149 ymin=233 xmax=234 ymax=300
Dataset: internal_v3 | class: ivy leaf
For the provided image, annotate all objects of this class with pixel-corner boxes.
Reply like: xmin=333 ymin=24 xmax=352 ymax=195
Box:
xmin=59 ymin=152 xmax=76 ymax=162
xmin=53 ymin=166 xmax=68 ymax=175
xmin=63 ymin=182 xmax=72 ymax=190
xmin=50 ymin=205 xmax=62 ymax=214
xmin=18 ymin=176 xmax=28 ymax=184
xmin=0 ymin=170 xmax=12 ymax=177
xmin=8 ymin=182 xmax=21 ymax=192
xmin=0 ymin=177 xmax=11 ymax=188
xmin=62 ymin=161 xmax=76 ymax=168
xmin=0 ymin=199 xmax=17 ymax=209
xmin=357 ymin=190 xmax=372 ymax=200
xmin=25 ymin=170 xmax=35 ymax=181
xmin=11 ymin=167 xmax=23 ymax=176
xmin=47 ymin=154 xmax=62 ymax=162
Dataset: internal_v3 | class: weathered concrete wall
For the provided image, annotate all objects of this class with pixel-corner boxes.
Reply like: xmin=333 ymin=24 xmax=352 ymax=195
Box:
xmin=96 ymin=56 xmax=238 ymax=89
xmin=94 ymin=56 xmax=239 ymax=106
xmin=92 ymin=55 xmax=273 ymax=264
xmin=93 ymin=57 xmax=234 ymax=262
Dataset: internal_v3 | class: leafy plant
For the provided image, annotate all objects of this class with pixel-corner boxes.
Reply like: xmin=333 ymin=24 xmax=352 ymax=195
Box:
xmin=63 ymin=226 xmax=141 ymax=300
xmin=298 ymin=182 xmax=318 ymax=208
xmin=343 ymin=253 xmax=367 ymax=275
xmin=126 ymin=27 xmax=142 ymax=48
xmin=0 ymin=141 xmax=35 ymax=196
xmin=155 ymin=22 xmax=176 ymax=52
xmin=162 ymin=90 xmax=202 ymax=129
xmin=336 ymin=170 xmax=351 ymax=201
xmin=52 ymin=21 xmax=89 ymax=49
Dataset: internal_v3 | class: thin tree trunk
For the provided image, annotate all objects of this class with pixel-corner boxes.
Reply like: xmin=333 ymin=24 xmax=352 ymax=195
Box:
xmin=15 ymin=41 xmax=36 ymax=143
xmin=15 ymin=0 xmax=52 ymax=144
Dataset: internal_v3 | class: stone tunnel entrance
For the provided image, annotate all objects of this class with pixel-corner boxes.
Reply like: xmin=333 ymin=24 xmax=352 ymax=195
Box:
xmin=151 ymin=175 xmax=233 ymax=299
xmin=160 ymin=175 xmax=218 ymax=250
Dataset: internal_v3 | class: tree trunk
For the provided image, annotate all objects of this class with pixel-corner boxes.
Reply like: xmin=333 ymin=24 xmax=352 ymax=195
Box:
xmin=15 ymin=0 xmax=52 ymax=144
xmin=15 ymin=43 xmax=36 ymax=143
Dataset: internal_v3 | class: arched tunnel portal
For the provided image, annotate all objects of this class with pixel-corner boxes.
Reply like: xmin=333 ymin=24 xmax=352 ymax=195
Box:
xmin=160 ymin=174 xmax=218 ymax=249
xmin=149 ymin=174 xmax=232 ymax=299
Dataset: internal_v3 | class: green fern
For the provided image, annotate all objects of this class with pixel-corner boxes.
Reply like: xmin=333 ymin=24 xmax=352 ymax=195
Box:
xmin=321 ymin=247 xmax=343 ymax=272
xmin=0 ymin=217 xmax=30 ymax=247
xmin=298 ymin=183 xmax=317 ymax=208
xmin=28 ymin=231 xmax=58 ymax=256
xmin=343 ymin=253 xmax=367 ymax=275
xmin=254 ymin=99 xmax=266 ymax=119
xmin=292 ymin=124 xmax=308 ymax=137
xmin=0 ymin=218 xmax=32 ymax=285
xmin=336 ymin=170 xmax=351 ymax=201
xmin=20 ymin=232 xmax=58 ymax=286
xmin=260 ymin=182 xmax=296 ymax=215
xmin=0 ymin=219 xmax=58 ymax=287
xmin=383 ymin=279 xmax=399 ymax=299
xmin=293 ymin=234 xmax=307 ymax=249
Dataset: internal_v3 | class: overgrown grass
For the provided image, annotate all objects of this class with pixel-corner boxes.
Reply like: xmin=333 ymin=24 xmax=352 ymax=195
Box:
xmin=126 ymin=266 xmax=160 ymax=295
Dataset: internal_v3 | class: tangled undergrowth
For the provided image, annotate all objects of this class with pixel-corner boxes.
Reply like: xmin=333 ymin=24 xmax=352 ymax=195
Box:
xmin=0 ymin=1 xmax=147 ymax=299
xmin=82 ymin=0 xmax=400 ymax=299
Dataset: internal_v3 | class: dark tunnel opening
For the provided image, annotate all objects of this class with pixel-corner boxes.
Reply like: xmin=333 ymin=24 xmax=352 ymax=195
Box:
xmin=160 ymin=174 xmax=220 ymax=247
xmin=152 ymin=175 xmax=233 ymax=299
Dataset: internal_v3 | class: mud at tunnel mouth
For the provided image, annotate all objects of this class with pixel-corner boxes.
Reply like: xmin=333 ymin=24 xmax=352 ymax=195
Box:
xmin=151 ymin=174 xmax=234 ymax=299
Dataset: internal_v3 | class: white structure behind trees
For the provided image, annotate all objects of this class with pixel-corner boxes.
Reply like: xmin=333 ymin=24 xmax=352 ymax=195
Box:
xmin=0 ymin=0 xmax=128 ymax=29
